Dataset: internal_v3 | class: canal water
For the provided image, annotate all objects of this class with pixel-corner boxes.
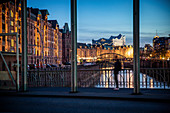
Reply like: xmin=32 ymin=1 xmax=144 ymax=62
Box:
xmin=95 ymin=67 xmax=169 ymax=89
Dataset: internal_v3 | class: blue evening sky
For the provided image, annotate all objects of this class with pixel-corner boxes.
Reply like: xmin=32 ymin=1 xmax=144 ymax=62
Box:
xmin=27 ymin=0 xmax=170 ymax=47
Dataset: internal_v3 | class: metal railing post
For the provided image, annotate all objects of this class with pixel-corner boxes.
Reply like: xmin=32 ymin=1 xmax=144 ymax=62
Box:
xmin=16 ymin=33 xmax=20 ymax=91
xmin=71 ymin=0 xmax=77 ymax=92
xmin=21 ymin=0 xmax=27 ymax=91
xmin=133 ymin=0 xmax=140 ymax=94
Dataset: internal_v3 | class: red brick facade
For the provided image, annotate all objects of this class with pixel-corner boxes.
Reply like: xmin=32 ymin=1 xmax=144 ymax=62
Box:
xmin=0 ymin=0 xmax=63 ymax=71
xmin=59 ymin=23 xmax=71 ymax=64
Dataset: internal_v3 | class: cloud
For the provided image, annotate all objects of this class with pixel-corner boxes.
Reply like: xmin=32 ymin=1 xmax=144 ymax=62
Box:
xmin=78 ymin=28 xmax=132 ymax=35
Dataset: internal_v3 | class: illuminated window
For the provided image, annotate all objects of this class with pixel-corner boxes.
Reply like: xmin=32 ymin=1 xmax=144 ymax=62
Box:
xmin=34 ymin=48 xmax=35 ymax=54
xmin=11 ymin=39 xmax=14 ymax=47
xmin=10 ymin=10 xmax=14 ymax=17
xmin=11 ymin=30 xmax=14 ymax=33
xmin=10 ymin=21 xmax=14 ymax=26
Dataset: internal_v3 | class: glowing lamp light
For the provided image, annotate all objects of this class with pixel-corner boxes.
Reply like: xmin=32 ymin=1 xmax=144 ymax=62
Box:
xmin=128 ymin=51 xmax=130 ymax=56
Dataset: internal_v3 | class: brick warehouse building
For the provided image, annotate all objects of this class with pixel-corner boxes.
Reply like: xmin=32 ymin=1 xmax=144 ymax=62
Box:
xmin=27 ymin=8 xmax=62 ymax=65
xmin=0 ymin=0 xmax=64 ymax=71
xmin=59 ymin=23 xmax=71 ymax=64
xmin=0 ymin=0 xmax=22 ymax=71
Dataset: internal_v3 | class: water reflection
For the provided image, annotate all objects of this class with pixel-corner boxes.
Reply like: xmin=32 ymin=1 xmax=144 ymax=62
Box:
xmin=96 ymin=67 xmax=169 ymax=89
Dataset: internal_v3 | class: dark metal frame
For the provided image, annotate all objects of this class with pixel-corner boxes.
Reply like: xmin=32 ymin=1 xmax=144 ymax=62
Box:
xmin=70 ymin=0 xmax=140 ymax=94
xmin=133 ymin=0 xmax=140 ymax=94
xmin=21 ymin=0 xmax=27 ymax=91
xmin=71 ymin=0 xmax=77 ymax=92
xmin=19 ymin=0 xmax=140 ymax=93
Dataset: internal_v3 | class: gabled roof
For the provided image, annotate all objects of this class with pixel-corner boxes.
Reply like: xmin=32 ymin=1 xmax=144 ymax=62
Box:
xmin=28 ymin=7 xmax=42 ymax=16
xmin=110 ymin=34 xmax=123 ymax=40
xmin=92 ymin=38 xmax=112 ymax=45
xmin=92 ymin=34 xmax=125 ymax=46
xmin=40 ymin=9 xmax=49 ymax=19
xmin=60 ymin=23 xmax=69 ymax=33
xmin=77 ymin=42 xmax=87 ymax=48
xmin=63 ymin=23 xmax=69 ymax=33
xmin=59 ymin=29 xmax=64 ymax=32
xmin=48 ymin=20 xmax=59 ymax=29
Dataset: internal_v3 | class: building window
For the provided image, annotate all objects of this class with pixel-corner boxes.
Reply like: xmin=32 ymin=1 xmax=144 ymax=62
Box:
xmin=31 ymin=57 xmax=33 ymax=64
xmin=31 ymin=31 xmax=33 ymax=36
xmin=11 ymin=30 xmax=14 ymax=33
xmin=2 ymin=46 xmax=5 ymax=51
xmin=2 ymin=13 xmax=5 ymax=20
xmin=19 ymin=37 xmax=21 ymax=44
xmin=10 ymin=21 xmax=14 ymax=26
xmin=2 ymin=24 xmax=5 ymax=30
xmin=11 ymin=39 xmax=14 ymax=47
xmin=19 ymin=10 xmax=21 ymax=17
xmin=34 ymin=48 xmax=35 ymax=54
xmin=10 ymin=10 xmax=14 ymax=17
xmin=18 ymin=29 xmax=21 ymax=34
xmin=37 ymin=51 xmax=39 ymax=56
xmin=37 ymin=59 xmax=39 ymax=64
xmin=18 ymin=20 xmax=20 ymax=26
xmin=2 ymin=36 xmax=5 ymax=41
xmin=37 ymin=20 xmax=40 ymax=26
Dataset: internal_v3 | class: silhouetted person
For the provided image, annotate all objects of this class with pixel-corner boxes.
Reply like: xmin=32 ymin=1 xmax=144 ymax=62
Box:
xmin=114 ymin=58 xmax=121 ymax=90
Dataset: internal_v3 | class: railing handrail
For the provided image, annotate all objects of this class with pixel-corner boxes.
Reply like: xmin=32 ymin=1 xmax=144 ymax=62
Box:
xmin=27 ymin=68 xmax=131 ymax=72
xmin=27 ymin=68 xmax=170 ymax=72
xmin=140 ymin=68 xmax=170 ymax=70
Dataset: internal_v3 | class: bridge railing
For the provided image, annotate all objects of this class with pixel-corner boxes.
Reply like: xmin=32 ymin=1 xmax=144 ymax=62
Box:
xmin=140 ymin=68 xmax=170 ymax=89
xmin=27 ymin=68 xmax=170 ymax=89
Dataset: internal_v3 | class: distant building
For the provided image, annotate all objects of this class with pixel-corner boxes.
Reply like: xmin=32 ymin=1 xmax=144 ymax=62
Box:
xmin=165 ymin=38 xmax=170 ymax=50
xmin=77 ymin=42 xmax=133 ymax=63
xmin=144 ymin=44 xmax=153 ymax=52
xmin=27 ymin=7 xmax=61 ymax=65
xmin=59 ymin=23 xmax=71 ymax=64
xmin=92 ymin=34 xmax=125 ymax=47
xmin=153 ymin=35 xmax=170 ymax=59
xmin=142 ymin=44 xmax=153 ymax=58
xmin=153 ymin=35 xmax=170 ymax=51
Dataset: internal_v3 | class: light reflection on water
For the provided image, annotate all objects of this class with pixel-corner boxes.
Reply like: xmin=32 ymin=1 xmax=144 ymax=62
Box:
xmin=96 ymin=67 xmax=169 ymax=89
